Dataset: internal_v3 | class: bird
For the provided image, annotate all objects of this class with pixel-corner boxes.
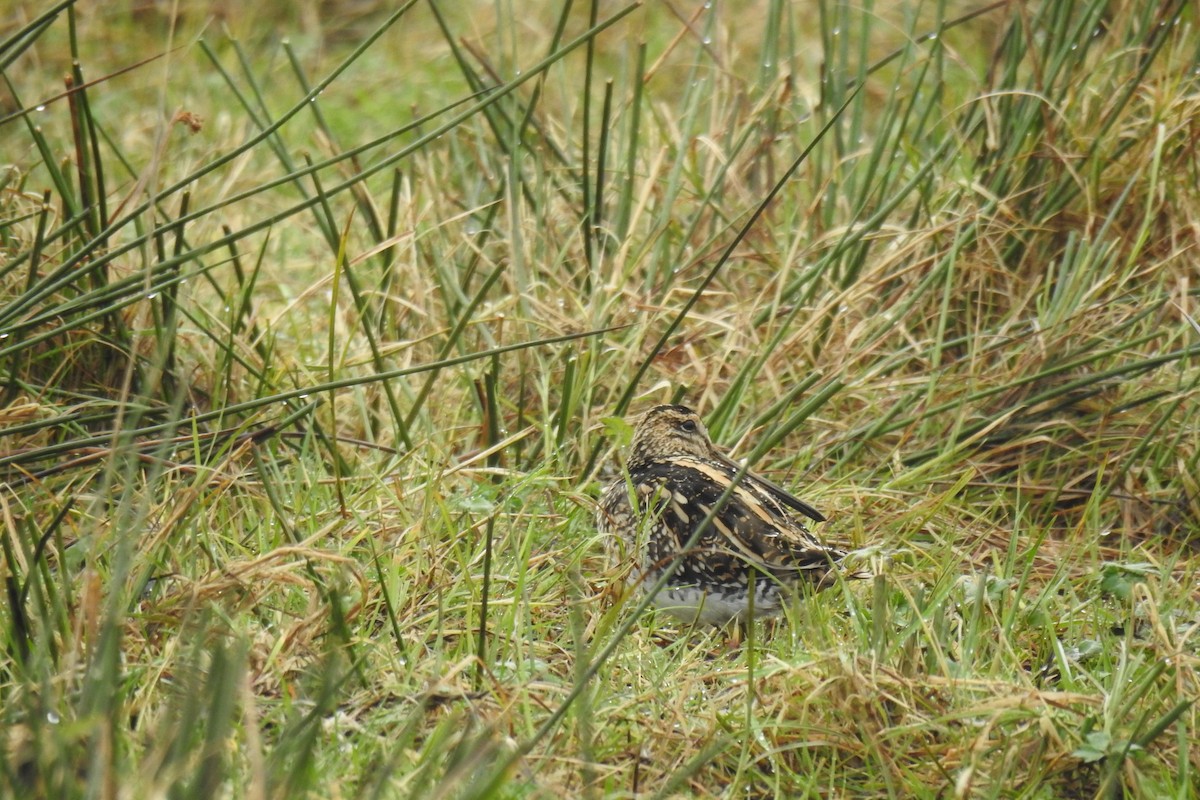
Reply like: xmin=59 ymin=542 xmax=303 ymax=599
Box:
xmin=597 ymin=404 xmax=849 ymax=626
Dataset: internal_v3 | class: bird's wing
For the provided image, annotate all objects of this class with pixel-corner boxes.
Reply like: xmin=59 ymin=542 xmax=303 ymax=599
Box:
xmin=711 ymin=452 xmax=826 ymax=523
xmin=636 ymin=458 xmax=842 ymax=579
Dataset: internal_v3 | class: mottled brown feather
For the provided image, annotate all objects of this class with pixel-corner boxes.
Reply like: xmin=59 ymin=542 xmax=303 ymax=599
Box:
xmin=598 ymin=404 xmax=850 ymax=625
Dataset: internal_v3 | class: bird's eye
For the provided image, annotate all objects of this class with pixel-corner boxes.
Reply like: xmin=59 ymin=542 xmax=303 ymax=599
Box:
xmin=679 ymin=419 xmax=698 ymax=433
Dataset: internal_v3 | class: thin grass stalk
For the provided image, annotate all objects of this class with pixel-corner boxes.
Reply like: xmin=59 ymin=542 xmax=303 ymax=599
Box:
xmin=452 ymin=27 xmax=579 ymax=215
xmin=78 ymin=112 xmax=231 ymax=304
xmin=158 ymin=190 xmax=190 ymax=389
xmin=580 ymin=0 xmax=599 ymax=278
xmin=0 ymin=326 xmax=618 ymax=473
xmin=713 ymin=372 xmax=821 ymax=444
xmin=401 ymin=198 xmax=507 ymax=433
xmin=615 ymin=40 xmax=646 ymax=244
xmin=758 ymin=0 xmax=784 ymax=90
xmin=304 ymin=153 xmax=341 ymax=251
xmin=64 ymin=70 xmax=97 ymax=243
xmin=230 ymin=39 xmax=342 ymax=250
xmin=900 ymin=341 xmax=1200 ymax=468
xmin=592 ymin=78 xmax=614 ymax=276
xmin=597 ymin=85 xmax=863 ymax=439
xmin=648 ymin=739 xmax=734 ymax=800
xmin=567 ymin=575 xmax=598 ymax=800
xmin=328 ymin=214 xmax=351 ymax=514
xmin=4 ymin=73 xmax=77 ymax=219
xmin=475 ymin=373 xmax=846 ymax=797
xmin=2 ymin=2 xmax=1195 ymax=795
xmin=643 ymin=23 xmax=714 ymax=291
xmin=0 ymin=192 xmax=51 ymax=404
xmin=308 ymin=155 xmax=410 ymax=449
xmin=0 ymin=3 xmax=70 ymax=71
xmin=0 ymin=2 xmax=424 ymax=329
xmin=284 ymin=42 xmax=386 ymax=249
xmin=427 ymin=3 xmax=523 ymax=192
xmin=217 ymin=226 xmax=277 ymax=394
xmin=0 ymin=526 xmax=31 ymax=666
xmin=474 ymin=354 xmax=502 ymax=690
xmin=68 ymin=57 xmax=111 ymax=250
xmin=643 ymin=106 xmax=770 ymax=288
xmin=0 ymin=5 xmax=639 ymax=349
xmin=555 ymin=350 xmax=578 ymax=450
xmin=375 ymin=168 xmax=406 ymax=331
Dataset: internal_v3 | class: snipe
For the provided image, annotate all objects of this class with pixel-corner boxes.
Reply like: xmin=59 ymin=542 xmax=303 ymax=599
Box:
xmin=597 ymin=404 xmax=849 ymax=626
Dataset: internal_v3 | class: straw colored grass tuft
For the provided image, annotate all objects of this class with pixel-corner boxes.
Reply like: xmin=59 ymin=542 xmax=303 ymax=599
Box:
xmin=2 ymin=1 xmax=1198 ymax=797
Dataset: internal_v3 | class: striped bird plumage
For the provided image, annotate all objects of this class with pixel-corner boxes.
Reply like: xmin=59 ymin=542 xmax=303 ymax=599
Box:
xmin=597 ymin=404 xmax=847 ymax=626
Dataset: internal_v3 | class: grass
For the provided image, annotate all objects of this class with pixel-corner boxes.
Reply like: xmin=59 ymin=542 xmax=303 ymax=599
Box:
xmin=1 ymin=0 xmax=1198 ymax=797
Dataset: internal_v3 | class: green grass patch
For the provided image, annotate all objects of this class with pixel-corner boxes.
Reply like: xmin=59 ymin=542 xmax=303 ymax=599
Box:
xmin=2 ymin=0 xmax=1198 ymax=797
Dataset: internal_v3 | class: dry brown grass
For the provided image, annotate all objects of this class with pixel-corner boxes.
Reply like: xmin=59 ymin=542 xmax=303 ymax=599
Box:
xmin=2 ymin=1 xmax=1199 ymax=798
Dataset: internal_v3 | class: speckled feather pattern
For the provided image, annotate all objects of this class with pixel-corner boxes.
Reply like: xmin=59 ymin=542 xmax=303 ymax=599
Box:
xmin=598 ymin=404 xmax=846 ymax=626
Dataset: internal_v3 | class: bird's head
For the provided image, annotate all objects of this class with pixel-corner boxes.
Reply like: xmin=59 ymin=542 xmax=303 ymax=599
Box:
xmin=628 ymin=404 xmax=717 ymax=467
